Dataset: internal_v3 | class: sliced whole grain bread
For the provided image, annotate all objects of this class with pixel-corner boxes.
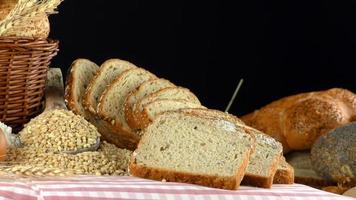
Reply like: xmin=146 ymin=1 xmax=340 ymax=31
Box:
xmin=124 ymin=78 xmax=175 ymax=129
xmin=241 ymin=128 xmax=283 ymax=188
xmin=129 ymin=111 xmax=256 ymax=190
xmin=65 ymin=59 xmax=99 ymax=117
xmin=136 ymin=99 xmax=207 ymax=130
xmin=180 ymin=108 xmax=283 ymax=188
xmin=83 ymin=59 xmax=137 ymax=115
xmin=97 ymin=68 xmax=157 ymax=149
xmin=130 ymin=87 xmax=201 ymax=130
xmin=273 ymin=156 xmax=295 ymax=184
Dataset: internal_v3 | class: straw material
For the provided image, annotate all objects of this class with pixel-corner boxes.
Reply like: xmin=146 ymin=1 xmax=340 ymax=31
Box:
xmin=0 ymin=36 xmax=58 ymax=132
xmin=0 ymin=0 xmax=62 ymax=35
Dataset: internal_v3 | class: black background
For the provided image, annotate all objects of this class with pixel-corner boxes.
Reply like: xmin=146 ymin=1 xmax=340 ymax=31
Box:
xmin=49 ymin=0 xmax=356 ymax=117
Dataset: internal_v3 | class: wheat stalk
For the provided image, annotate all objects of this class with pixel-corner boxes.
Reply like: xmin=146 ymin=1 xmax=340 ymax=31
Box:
xmin=0 ymin=164 xmax=82 ymax=177
xmin=0 ymin=0 xmax=63 ymax=35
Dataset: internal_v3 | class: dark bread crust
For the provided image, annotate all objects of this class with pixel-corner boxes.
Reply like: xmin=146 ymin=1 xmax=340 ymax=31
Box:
xmin=129 ymin=148 xmax=252 ymax=190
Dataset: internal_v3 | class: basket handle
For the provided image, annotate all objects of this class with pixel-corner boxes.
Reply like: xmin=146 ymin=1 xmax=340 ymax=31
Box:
xmin=45 ymin=68 xmax=67 ymax=111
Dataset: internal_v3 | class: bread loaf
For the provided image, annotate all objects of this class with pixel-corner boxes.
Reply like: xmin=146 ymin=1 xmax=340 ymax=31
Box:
xmin=129 ymin=110 xmax=256 ymax=190
xmin=241 ymin=88 xmax=356 ymax=152
xmin=2 ymin=13 xmax=50 ymax=38
xmin=311 ymin=122 xmax=356 ymax=183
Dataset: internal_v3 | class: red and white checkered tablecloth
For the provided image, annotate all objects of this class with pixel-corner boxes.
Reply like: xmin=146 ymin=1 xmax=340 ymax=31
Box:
xmin=0 ymin=176 xmax=353 ymax=200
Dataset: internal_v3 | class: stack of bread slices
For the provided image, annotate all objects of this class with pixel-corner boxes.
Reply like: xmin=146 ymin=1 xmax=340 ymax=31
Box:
xmin=65 ymin=58 xmax=294 ymax=190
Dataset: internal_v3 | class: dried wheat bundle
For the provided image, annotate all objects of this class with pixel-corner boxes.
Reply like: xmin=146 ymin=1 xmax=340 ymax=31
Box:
xmin=0 ymin=0 xmax=63 ymax=35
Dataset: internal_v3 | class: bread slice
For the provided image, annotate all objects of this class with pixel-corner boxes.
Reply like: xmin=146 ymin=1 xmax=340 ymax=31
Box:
xmin=241 ymin=128 xmax=283 ymax=188
xmin=65 ymin=59 xmax=99 ymax=117
xmin=129 ymin=111 xmax=256 ymax=190
xmin=83 ymin=59 xmax=137 ymax=115
xmin=130 ymin=87 xmax=201 ymax=130
xmin=286 ymin=151 xmax=332 ymax=188
xmin=97 ymin=68 xmax=156 ymax=148
xmin=124 ymin=78 xmax=175 ymax=129
xmin=179 ymin=108 xmax=283 ymax=188
xmin=136 ymin=99 xmax=207 ymax=130
xmin=180 ymin=109 xmax=282 ymax=186
xmin=273 ymin=156 xmax=295 ymax=184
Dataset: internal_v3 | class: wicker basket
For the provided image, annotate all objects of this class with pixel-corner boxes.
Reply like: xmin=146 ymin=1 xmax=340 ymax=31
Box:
xmin=0 ymin=37 xmax=59 ymax=132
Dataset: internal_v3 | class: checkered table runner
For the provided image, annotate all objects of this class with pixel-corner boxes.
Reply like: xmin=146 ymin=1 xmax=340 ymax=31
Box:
xmin=0 ymin=176 xmax=353 ymax=200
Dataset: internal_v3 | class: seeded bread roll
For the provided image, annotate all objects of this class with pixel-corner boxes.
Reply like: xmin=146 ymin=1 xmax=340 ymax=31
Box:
xmin=311 ymin=122 xmax=356 ymax=183
xmin=97 ymin=68 xmax=156 ymax=149
xmin=65 ymin=59 xmax=99 ymax=117
xmin=241 ymin=88 xmax=356 ymax=152
xmin=129 ymin=111 xmax=256 ymax=190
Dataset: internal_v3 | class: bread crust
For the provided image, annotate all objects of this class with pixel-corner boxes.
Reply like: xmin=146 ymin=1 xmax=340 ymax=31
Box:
xmin=129 ymin=87 xmax=201 ymax=130
xmin=273 ymin=157 xmax=295 ymax=184
xmin=241 ymin=154 xmax=281 ymax=188
xmin=129 ymin=110 xmax=256 ymax=190
xmin=180 ymin=108 xmax=283 ymax=188
xmin=129 ymin=150 xmax=251 ymax=190
xmin=124 ymin=79 xmax=175 ymax=130
xmin=97 ymin=68 xmax=156 ymax=150
xmin=64 ymin=58 xmax=99 ymax=117
xmin=137 ymin=99 xmax=206 ymax=130
xmin=83 ymin=59 xmax=137 ymax=116
xmin=241 ymin=88 xmax=356 ymax=152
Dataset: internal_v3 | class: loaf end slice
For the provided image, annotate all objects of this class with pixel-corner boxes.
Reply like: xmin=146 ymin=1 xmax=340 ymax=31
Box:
xmin=65 ymin=58 xmax=99 ymax=117
xmin=83 ymin=58 xmax=137 ymax=115
xmin=129 ymin=111 xmax=255 ymax=190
